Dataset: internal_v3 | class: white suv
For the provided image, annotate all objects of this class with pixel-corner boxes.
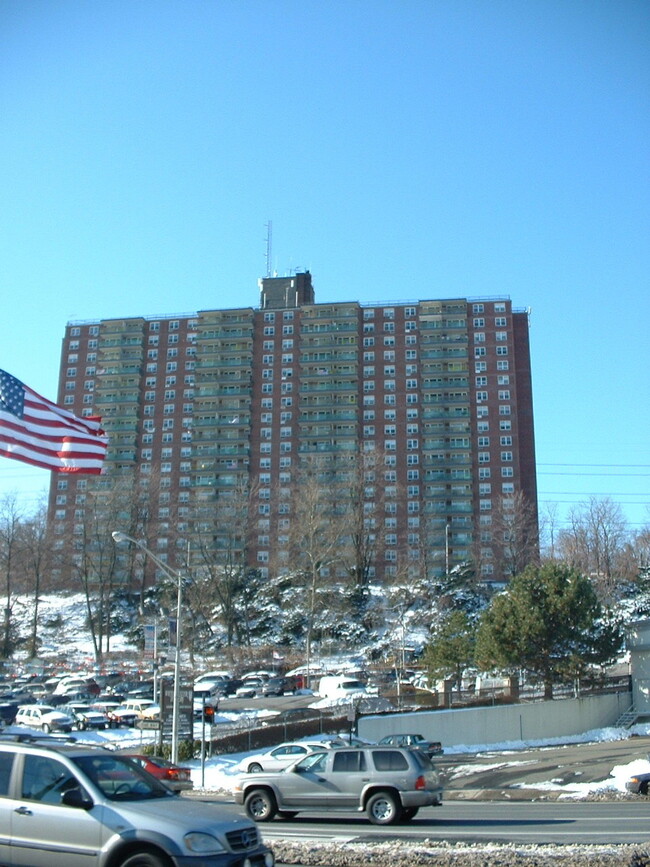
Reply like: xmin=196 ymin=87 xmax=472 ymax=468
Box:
xmin=0 ymin=735 xmax=274 ymax=867
xmin=14 ymin=705 xmax=74 ymax=733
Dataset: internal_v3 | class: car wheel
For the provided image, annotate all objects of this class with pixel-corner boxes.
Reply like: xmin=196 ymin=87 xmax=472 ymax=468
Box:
xmin=247 ymin=762 xmax=263 ymax=773
xmin=42 ymin=723 xmax=50 ymax=733
xmin=120 ymin=848 xmax=170 ymax=867
xmin=244 ymin=788 xmax=277 ymax=822
xmin=366 ymin=790 xmax=402 ymax=825
xmin=640 ymin=782 xmax=649 ymax=796
xmin=401 ymin=807 xmax=419 ymax=821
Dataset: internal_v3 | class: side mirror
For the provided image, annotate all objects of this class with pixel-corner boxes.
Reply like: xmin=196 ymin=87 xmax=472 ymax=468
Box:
xmin=61 ymin=787 xmax=93 ymax=810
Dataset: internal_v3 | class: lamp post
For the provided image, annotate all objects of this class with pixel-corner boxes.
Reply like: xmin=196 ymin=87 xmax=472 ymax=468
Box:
xmin=112 ymin=531 xmax=183 ymax=763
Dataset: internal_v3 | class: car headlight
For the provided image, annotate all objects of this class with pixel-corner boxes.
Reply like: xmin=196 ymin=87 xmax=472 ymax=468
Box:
xmin=183 ymin=832 xmax=226 ymax=854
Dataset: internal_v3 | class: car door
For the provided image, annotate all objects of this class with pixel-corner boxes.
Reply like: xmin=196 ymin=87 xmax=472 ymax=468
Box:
xmin=278 ymin=752 xmax=341 ymax=808
xmin=307 ymin=749 xmax=366 ymax=808
xmin=10 ymin=753 xmax=102 ymax=867
xmin=0 ymin=750 xmax=16 ymax=865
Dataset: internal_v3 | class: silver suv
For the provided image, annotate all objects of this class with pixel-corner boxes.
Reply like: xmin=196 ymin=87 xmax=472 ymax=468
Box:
xmin=0 ymin=734 xmax=274 ymax=867
xmin=233 ymin=746 xmax=443 ymax=825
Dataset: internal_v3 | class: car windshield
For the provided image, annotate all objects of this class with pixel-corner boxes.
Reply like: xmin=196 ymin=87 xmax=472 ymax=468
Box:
xmin=72 ymin=754 xmax=176 ymax=801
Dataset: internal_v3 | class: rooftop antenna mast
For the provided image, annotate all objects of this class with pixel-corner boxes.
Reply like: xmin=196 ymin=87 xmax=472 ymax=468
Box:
xmin=265 ymin=220 xmax=273 ymax=277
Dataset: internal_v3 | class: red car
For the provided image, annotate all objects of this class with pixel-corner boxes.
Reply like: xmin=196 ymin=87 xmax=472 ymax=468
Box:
xmin=124 ymin=754 xmax=194 ymax=793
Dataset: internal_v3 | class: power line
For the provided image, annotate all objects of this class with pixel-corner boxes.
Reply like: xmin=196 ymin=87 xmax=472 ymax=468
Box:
xmin=537 ymin=463 xmax=650 ymax=468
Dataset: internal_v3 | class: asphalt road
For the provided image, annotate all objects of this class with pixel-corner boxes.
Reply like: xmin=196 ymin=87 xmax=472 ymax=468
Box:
xmin=438 ymin=733 xmax=650 ymax=799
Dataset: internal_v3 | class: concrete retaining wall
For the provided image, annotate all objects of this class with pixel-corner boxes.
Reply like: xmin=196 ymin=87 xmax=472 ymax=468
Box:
xmin=358 ymin=691 xmax=631 ymax=749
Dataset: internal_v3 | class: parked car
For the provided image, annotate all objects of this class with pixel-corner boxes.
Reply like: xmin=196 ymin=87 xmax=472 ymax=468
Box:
xmin=14 ymin=704 xmax=74 ymax=733
xmin=123 ymin=753 xmax=194 ymax=792
xmin=261 ymin=676 xmax=296 ymax=696
xmin=238 ymin=741 xmax=333 ymax=774
xmin=235 ymin=677 xmax=265 ymax=698
xmin=121 ymin=698 xmax=158 ymax=718
xmin=625 ymin=766 xmax=650 ymax=795
xmin=377 ymin=733 xmax=444 ymax=756
xmin=0 ymin=702 xmax=19 ymax=726
xmin=98 ymin=703 xmax=139 ymax=728
xmin=0 ymin=735 xmax=274 ymax=867
xmin=63 ymin=703 xmax=110 ymax=730
xmin=233 ymin=745 xmax=443 ymax=825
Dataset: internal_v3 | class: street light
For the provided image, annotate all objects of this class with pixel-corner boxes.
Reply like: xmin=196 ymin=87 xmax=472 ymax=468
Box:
xmin=112 ymin=530 xmax=183 ymax=763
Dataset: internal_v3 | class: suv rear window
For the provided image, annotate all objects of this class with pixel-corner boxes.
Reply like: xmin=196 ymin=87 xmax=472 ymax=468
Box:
xmin=372 ymin=750 xmax=409 ymax=771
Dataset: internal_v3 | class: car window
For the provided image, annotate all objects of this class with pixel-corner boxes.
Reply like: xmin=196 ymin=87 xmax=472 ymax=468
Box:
xmin=0 ymin=751 xmax=14 ymax=796
xmin=372 ymin=750 xmax=409 ymax=771
xmin=333 ymin=751 xmax=366 ymax=772
xmin=295 ymin=752 xmax=328 ymax=774
xmin=72 ymin=754 xmax=172 ymax=800
xmin=409 ymin=750 xmax=434 ymax=770
xmin=22 ymin=755 xmax=78 ymax=804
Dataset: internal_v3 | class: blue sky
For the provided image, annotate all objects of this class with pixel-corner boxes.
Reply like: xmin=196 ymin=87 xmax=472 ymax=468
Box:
xmin=0 ymin=0 xmax=648 ymax=530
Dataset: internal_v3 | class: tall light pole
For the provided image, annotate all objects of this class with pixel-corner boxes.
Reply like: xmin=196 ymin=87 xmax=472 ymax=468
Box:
xmin=112 ymin=531 xmax=183 ymax=763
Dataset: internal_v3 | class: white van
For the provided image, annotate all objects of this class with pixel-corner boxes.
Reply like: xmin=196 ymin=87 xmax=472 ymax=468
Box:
xmin=317 ymin=675 xmax=367 ymax=700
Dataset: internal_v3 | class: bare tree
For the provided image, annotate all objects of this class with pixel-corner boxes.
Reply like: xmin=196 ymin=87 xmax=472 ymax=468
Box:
xmin=68 ymin=475 xmax=136 ymax=661
xmin=0 ymin=493 xmax=24 ymax=657
xmin=558 ymin=497 xmax=629 ymax=603
xmin=21 ymin=501 xmax=50 ymax=658
xmin=337 ymin=447 xmax=384 ymax=638
xmin=540 ymin=501 xmax=561 ymax=561
xmin=188 ymin=476 xmax=258 ymax=648
xmin=491 ymin=491 xmax=540 ymax=580
xmin=287 ymin=455 xmax=350 ymax=674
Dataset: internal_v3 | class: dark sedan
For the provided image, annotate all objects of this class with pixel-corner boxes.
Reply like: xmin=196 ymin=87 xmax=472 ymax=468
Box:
xmin=377 ymin=732 xmax=444 ymax=756
xmin=625 ymin=767 xmax=650 ymax=795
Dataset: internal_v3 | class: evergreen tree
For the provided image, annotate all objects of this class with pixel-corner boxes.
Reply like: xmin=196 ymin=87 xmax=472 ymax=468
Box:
xmin=475 ymin=562 xmax=622 ymax=699
xmin=424 ymin=609 xmax=476 ymax=696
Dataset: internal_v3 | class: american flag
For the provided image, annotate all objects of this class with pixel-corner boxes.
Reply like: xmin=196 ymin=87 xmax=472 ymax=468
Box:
xmin=0 ymin=368 xmax=108 ymax=474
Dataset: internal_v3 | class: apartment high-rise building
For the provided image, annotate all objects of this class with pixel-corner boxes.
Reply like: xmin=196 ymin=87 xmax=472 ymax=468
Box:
xmin=49 ymin=272 xmax=537 ymax=586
